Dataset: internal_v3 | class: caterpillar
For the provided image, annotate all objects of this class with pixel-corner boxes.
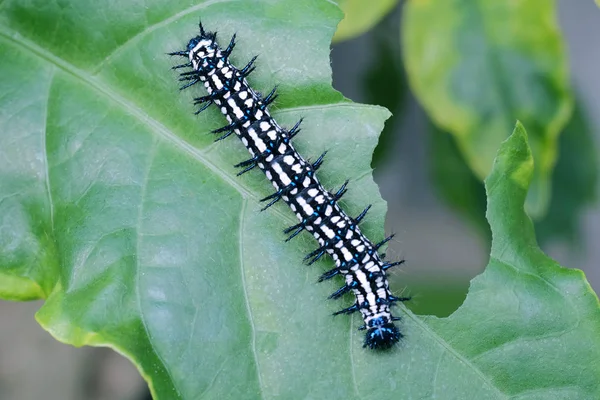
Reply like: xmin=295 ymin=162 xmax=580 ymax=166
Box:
xmin=170 ymin=22 xmax=408 ymax=350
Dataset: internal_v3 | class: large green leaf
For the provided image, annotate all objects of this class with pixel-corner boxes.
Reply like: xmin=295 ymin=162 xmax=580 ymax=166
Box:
xmin=2 ymin=1 xmax=600 ymax=399
xmin=0 ymin=0 xmax=382 ymax=397
xmin=428 ymin=123 xmax=600 ymax=398
xmin=402 ymin=0 xmax=573 ymax=217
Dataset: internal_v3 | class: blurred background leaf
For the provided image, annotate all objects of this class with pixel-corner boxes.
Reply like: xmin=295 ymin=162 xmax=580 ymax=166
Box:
xmin=333 ymin=0 xmax=398 ymax=42
xmin=402 ymin=0 xmax=573 ymax=218
xmin=535 ymin=101 xmax=599 ymax=245
xmin=361 ymin=9 xmax=407 ymax=167
xmin=429 ymin=124 xmax=489 ymax=239
xmin=428 ymin=97 xmax=598 ymax=251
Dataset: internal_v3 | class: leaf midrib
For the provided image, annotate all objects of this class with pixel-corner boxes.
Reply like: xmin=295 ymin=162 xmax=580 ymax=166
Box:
xmin=238 ymin=198 xmax=266 ymax=399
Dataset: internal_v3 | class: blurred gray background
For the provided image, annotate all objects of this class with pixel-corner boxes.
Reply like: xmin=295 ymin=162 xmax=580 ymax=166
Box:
xmin=1 ymin=1 xmax=598 ymax=399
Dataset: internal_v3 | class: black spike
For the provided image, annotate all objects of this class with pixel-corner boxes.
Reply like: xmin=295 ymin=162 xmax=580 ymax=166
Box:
xmin=235 ymin=162 xmax=257 ymax=175
xmin=199 ymin=20 xmax=206 ymax=36
xmin=172 ymin=62 xmax=192 ymax=69
xmin=180 ymin=79 xmax=200 ymax=90
xmin=235 ymin=156 xmax=259 ymax=168
xmin=355 ymin=205 xmax=371 ymax=224
xmin=234 ymin=156 xmax=259 ymax=175
xmin=179 ymin=70 xmax=199 ymax=77
xmin=259 ymin=190 xmax=282 ymax=211
xmin=333 ymin=180 xmax=349 ymax=201
xmin=329 ymin=284 xmax=351 ymax=299
xmin=382 ymin=260 xmax=405 ymax=271
xmin=284 ymin=226 xmax=304 ymax=242
xmin=262 ymin=86 xmax=278 ymax=106
xmin=260 ymin=191 xmax=281 ymax=201
xmin=193 ymin=94 xmax=221 ymax=115
xmin=311 ymin=151 xmax=327 ymax=171
xmin=195 ymin=101 xmax=213 ymax=115
xmin=240 ymin=56 xmax=258 ymax=77
xmin=283 ymin=222 xmax=302 ymax=235
xmin=304 ymin=245 xmax=327 ymax=265
xmin=193 ymin=95 xmax=212 ymax=105
xmin=288 ymin=118 xmax=303 ymax=139
xmin=392 ymin=316 xmax=402 ymax=322
xmin=212 ymin=121 xmax=239 ymax=134
xmin=193 ymin=88 xmax=229 ymax=104
xmin=333 ymin=303 xmax=359 ymax=316
xmin=389 ymin=295 xmax=411 ymax=303
xmin=168 ymin=50 xmax=188 ymax=57
xmin=318 ymin=267 xmax=340 ymax=282
xmin=214 ymin=130 xmax=235 ymax=142
xmin=223 ymin=34 xmax=236 ymax=57
xmin=358 ymin=324 xmax=366 ymax=331
xmin=375 ymin=234 xmax=395 ymax=250
xmin=283 ymin=222 xmax=304 ymax=242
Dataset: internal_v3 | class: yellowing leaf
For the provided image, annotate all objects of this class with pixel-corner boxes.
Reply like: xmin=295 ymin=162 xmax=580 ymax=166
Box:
xmin=334 ymin=0 xmax=398 ymax=42
xmin=403 ymin=0 xmax=573 ymax=217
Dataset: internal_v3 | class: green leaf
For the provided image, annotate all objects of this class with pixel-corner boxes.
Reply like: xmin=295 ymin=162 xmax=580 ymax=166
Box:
xmin=402 ymin=0 xmax=573 ymax=217
xmin=3 ymin=2 xmax=600 ymax=399
xmin=424 ymin=122 xmax=600 ymax=398
xmin=333 ymin=0 xmax=398 ymax=42
xmin=0 ymin=0 xmax=387 ymax=397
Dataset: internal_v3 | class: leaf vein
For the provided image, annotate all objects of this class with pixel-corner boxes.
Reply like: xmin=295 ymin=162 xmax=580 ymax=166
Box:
xmin=42 ymin=67 xmax=57 ymax=237
xmin=93 ymin=0 xmax=238 ymax=74
xmin=405 ymin=311 xmax=508 ymax=399
xmin=239 ymin=198 xmax=265 ymax=399
xmin=134 ymin=142 xmax=182 ymax=398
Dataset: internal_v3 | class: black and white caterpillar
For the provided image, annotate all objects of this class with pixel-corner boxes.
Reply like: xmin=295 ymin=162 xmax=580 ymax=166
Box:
xmin=170 ymin=22 xmax=408 ymax=350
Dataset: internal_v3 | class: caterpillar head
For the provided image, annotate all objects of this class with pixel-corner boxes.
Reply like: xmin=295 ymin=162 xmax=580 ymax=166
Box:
xmin=364 ymin=316 xmax=402 ymax=350
xmin=187 ymin=35 xmax=216 ymax=58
